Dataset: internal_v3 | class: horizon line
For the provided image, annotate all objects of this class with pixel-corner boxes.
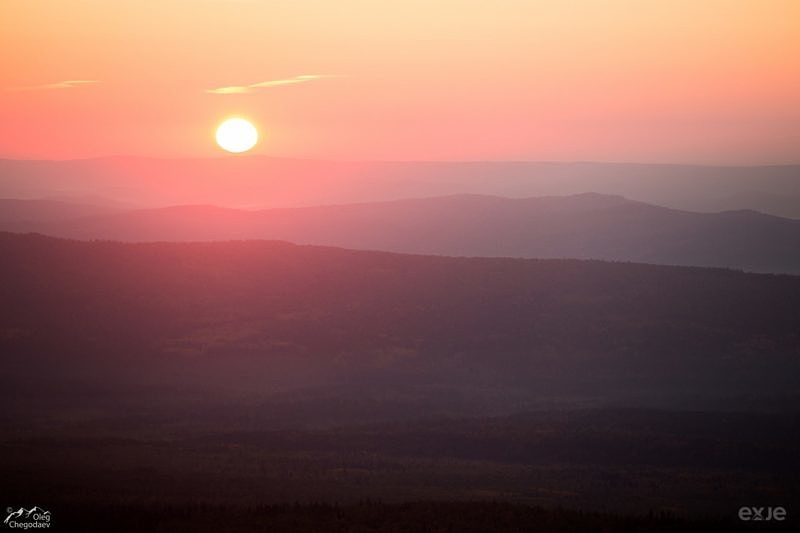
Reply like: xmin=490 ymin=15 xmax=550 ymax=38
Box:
xmin=1 ymin=155 xmax=799 ymax=168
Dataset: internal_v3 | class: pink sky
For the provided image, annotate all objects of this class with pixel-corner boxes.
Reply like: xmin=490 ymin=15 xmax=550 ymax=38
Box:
xmin=1 ymin=0 xmax=798 ymax=163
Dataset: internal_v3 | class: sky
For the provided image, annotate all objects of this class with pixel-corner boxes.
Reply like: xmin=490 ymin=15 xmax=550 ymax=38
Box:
xmin=1 ymin=0 xmax=798 ymax=163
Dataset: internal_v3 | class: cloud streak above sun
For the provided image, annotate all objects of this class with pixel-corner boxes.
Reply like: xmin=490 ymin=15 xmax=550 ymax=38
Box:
xmin=206 ymin=75 xmax=341 ymax=95
xmin=6 ymin=80 xmax=100 ymax=91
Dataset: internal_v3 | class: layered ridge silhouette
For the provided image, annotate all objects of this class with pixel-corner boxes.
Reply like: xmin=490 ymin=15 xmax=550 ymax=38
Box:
xmin=1 ymin=157 xmax=799 ymax=216
xmin=3 ymin=193 xmax=800 ymax=274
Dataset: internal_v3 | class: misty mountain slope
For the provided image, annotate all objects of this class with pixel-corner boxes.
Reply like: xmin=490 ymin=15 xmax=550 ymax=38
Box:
xmin=7 ymin=193 xmax=800 ymax=274
xmin=1 ymin=232 xmax=799 ymax=417
xmin=1 ymin=157 xmax=799 ymax=216
xmin=0 ymin=199 xmax=121 ymax=230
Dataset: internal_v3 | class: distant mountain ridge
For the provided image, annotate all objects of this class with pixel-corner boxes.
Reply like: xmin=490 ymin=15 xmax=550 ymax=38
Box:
xmin=3 ymin=193 xmax=800 ymax=274
xmin=0 ymin=198 xmax=121 ymax=228
xmin=1 ymin=157 xmax=798 ymax=216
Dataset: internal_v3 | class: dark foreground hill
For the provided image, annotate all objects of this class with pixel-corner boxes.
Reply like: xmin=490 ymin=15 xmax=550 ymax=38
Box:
xmin=2 ymin=233 xmax=799 ymax=526
xmin=4 ymin=193 xmax=800 ymax=274
xmin=1 ymin=231 xmax=798 ymax=417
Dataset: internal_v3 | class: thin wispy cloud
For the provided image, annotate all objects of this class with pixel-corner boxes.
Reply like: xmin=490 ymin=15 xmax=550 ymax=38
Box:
xmin=6 ymin=80 xmax=100 ymax=91
xmin=207 ymin=75 xmax=341 ymax=95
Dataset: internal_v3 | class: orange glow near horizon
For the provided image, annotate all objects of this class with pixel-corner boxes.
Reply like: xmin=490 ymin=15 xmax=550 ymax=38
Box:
xmin=0 ymin=0 xmax=798 ymax=163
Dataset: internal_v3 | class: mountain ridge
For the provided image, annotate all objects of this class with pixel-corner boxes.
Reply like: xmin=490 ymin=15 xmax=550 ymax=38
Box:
xmin=2 ymin=193 xmax=799 ymax=274
xmin=2 ymin=157 xmax=798 ymax=215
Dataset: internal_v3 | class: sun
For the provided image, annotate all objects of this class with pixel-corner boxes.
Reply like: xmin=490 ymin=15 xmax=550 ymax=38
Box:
xmin=215 ymin=118 xmax=258 ymax=153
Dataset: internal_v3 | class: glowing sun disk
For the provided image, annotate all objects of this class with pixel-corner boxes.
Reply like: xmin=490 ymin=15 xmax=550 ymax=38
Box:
xmin=216 ymin=118 xmax=258 ymax=153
